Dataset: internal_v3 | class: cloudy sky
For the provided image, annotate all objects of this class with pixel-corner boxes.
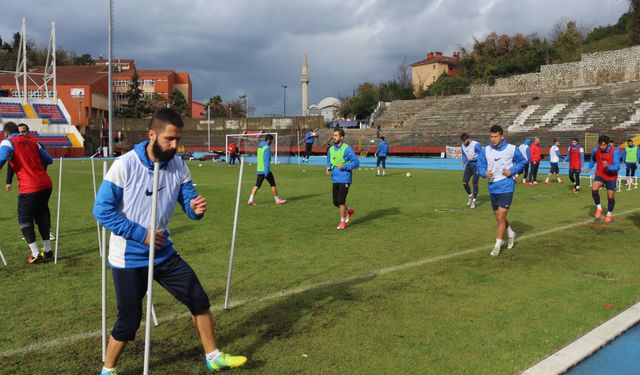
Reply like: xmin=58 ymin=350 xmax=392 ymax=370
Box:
xmin=0 ymin=0 xmax=629 ymax=116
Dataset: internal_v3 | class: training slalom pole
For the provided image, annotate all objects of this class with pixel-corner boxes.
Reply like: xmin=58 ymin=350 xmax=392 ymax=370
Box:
xmin=54 ymin=157 xmax=63 ymax=264
xmin=101 ymin=161 xmax=108 ymax=362
xmin=143 ymin=162 xmax=160 ymax=375
xmin=92 ymin=156 xmax=103 ymax=256
xmin=151 ymin=304 xmax=159 ymax=327
xmin=0 ymin=247 xmax=6 ymax=266
xmin=224 ymin=157 xmax=245 ymax=310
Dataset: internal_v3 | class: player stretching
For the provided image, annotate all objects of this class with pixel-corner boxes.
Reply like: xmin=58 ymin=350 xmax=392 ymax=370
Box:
xmin=248 ymin=134 xmax=286 ymax=206
xmin=565 ymin=138 xmax=585 ymax=193
xmin=93 ymin=109 xmax=247 ymax=374
xmin=545 ymin=139 xmax=564 ymax=184
xmin=303 ymin=128 xmax=318 ymax=163
xmin=587 ymin=135 xmax=622 ymax=223
xmin=460 ymin=133 xmax=482 ymax=208
xmin=477 ymin=125 xmax=526 ymax=256
xmin=624 ymin=138 xmax=639 ymax=186
xmin=326 ymin=128 xmax=360 ymax=229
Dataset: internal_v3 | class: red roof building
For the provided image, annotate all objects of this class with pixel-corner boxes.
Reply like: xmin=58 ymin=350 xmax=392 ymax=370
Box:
xmin=410 ymin=51 xmax=460 ymax=94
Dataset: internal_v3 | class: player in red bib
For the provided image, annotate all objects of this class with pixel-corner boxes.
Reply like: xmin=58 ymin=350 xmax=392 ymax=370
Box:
xmin=0 ymin=122 xmax=54 ymax=263
xmin=565 ymin=137 xmax=585 ymax=193
xmin=586 ymin=135 xmax=622 ymax=223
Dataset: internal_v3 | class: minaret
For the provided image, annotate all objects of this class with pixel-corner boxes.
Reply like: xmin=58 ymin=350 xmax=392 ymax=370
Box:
xmin=301 ymin=51 xmax=309 ymax=116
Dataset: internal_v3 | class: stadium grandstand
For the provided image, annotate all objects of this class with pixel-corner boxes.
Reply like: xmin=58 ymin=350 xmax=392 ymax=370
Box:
xmin=0 ymin=19 xmax=84 ymax=157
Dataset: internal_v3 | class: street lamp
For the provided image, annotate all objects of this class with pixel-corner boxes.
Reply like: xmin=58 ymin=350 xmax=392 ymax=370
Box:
xmin=281 ymin=85 xmax=287 ymax=117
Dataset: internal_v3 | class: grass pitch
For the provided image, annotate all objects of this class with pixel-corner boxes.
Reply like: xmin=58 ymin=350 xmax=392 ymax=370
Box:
xmin=1 ymin=159 xmax=640 ymax=374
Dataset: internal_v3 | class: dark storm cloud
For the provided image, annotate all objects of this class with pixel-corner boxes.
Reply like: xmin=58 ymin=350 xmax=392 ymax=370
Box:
xmin=0 ymin=0 xmax=628 ymax=115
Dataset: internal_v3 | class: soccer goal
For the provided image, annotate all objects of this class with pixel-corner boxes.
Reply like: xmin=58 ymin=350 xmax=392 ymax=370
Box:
xmin=225 ymin=132 xmax=299 ymax=165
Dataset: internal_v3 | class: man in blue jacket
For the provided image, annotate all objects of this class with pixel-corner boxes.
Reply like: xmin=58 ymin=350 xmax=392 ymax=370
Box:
xmin=93 ymin=108 xmax=246 ymax=374
xmin=326 ymin=128 xmax=360 ymax=230
xmin=303 ymin=128 xmax=318 ymax=163
xmin=375 ymin=136 xmax=389 ymax=176
xmin=478 ymin=125 xmax=526 ymax=256
xmin=248 ymin=134 xmax=286 ymax=206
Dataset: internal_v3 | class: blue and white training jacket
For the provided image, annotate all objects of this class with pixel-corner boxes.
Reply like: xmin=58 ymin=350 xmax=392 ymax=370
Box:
xmin=93 ymin=141 xmax=201 ymax=269
xmin=477 ymin=139 xmax=526 ymax=194
xmin=376 ymin=140 xmax=389 ymax=157
xmin=461 ymin=140 xmax=482 ymax=165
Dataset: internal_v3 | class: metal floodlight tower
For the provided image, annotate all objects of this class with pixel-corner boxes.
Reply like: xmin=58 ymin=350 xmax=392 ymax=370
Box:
xmin=14 ymin=18 xmax=28 ymax=104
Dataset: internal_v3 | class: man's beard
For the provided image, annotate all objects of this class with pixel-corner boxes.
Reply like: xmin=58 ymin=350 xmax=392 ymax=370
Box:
xmin=152 ymin=139 xmax=177 ymax=162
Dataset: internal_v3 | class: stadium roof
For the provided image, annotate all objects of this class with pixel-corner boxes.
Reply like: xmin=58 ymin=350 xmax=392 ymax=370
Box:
xmin=0 ymin=65 xmax=108 ymax=86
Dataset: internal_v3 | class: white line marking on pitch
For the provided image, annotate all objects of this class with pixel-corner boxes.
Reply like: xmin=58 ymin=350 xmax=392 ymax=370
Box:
xmin=2 ymin=207 xmax=639 ymax=358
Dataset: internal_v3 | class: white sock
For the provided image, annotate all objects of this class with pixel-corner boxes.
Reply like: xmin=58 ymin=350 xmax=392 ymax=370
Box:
xmin=340 ymin=217 xmax=346 ymax=222
xmin=249 ymin=194 xmax=254 ymax=201
xmin=495 ymin=239 xmax=503 ymax=248
xmin=596 ymin=204 xmax=602 ymax=210
xmin=607 ymin=211 xmax=613 ymax=216
xmin=43 ymin=240 xmax=52 ymax=252
xmin=206 ymin=349 xmax=221 ymax=363
xmin=468 ymin=194 xmax=473 ymax=198
xmin=274 ymin=196 xmax=280 ymax=202
xmin=28 ymin=242 xmax=39 ymax=257
xmin=472 ymin=198 xmax=476 ymax=202
xmin=507 ymin=226 xmax=516 ymax=238
xmin=101 ymin=367 xmax=116 ymax=373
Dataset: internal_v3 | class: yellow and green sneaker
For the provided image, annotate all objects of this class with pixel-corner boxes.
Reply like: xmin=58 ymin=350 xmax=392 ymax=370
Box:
xmin=205 ymin=352 xmax=247 ymax=372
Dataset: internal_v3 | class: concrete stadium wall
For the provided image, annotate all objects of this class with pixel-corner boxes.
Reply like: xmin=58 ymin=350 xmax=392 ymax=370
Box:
xmin=471 ymin=46 xmax=640 ymax=94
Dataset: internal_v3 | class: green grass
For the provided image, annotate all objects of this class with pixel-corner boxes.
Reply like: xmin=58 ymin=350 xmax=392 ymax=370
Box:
xmin=582 ymin=33 xmax=630 ymax=54
xmin=1 ymin=160 xmax=640 ymax=374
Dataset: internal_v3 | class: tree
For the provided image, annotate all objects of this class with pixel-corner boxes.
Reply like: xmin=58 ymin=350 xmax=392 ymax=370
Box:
xmin=350 ymin=82 xmax=377 ymax=119
xmin=551 ymin=19 xmax=585 ymax=62
xmin=72 ymin=53 xmax=94 ymax=65
xmin=420 ymin=74 xmax=471 ymax=97
xmin=117 ymin=70 xmax=143 ymax=117
xmin=140 ymin=93 xmax=167 ymax=118
xmin=630 ymin=0 xmax=640 ymax=45
xmin=169 ymin=89 xmax=189 ymax=118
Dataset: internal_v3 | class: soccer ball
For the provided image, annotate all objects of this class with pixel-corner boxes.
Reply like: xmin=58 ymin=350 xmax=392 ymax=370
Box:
xmin=198 ymin=163 xmax=203 ymax=167
xmin=406 ymin=172 xmax=412 ymax=178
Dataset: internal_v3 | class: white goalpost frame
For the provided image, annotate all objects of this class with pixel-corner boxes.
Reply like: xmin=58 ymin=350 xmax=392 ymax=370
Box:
xmin=224 ymin=157 xmax=245 ymax=310
xmin=143 ymin=162 xmax=160 ymax=375
xmin=226 ymin=132 xmax=279 ymax=165
xmin=54 ymin=157 xmax=62 ymax=264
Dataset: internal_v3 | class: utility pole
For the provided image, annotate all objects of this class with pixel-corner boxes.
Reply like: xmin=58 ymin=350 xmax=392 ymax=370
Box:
xmin=207 ymin=104 xmax=211 ymax=151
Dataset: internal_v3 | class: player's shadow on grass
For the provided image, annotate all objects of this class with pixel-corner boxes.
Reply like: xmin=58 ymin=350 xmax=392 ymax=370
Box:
xmin=218 ymin=275 xmax=374 ymax=370
xmin=508 ymin=221 xmax=534 ymax=236
xmin=285 ymin=193 xmax=323 ymax=202
xmin=353 ymin=207 xmax=400 ymax=225
xmin=627 ymin=213 xmax=640 ymax=228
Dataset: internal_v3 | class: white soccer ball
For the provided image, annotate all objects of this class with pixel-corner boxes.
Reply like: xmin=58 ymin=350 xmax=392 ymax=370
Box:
xmin=198 ymin=163 xmax=203 ymax=167
xmin=302 ymin=170 xmax=306 ymax=173
xmin=406 ymin=172 xmax=412 ymax=178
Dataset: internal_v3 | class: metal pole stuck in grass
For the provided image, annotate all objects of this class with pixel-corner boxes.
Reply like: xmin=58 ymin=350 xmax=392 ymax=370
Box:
xmin=101 ymin=161 xmax=108 ymax=362
xmin=224 ymin=157 xmax=244 ymax=310
xmin=92 ymin=156 xmax=103 ymax=256
xmin=143 ymin=162 xmax=160 ymax=375
xmin=54 ymin=157 xmax=62 ymax=264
